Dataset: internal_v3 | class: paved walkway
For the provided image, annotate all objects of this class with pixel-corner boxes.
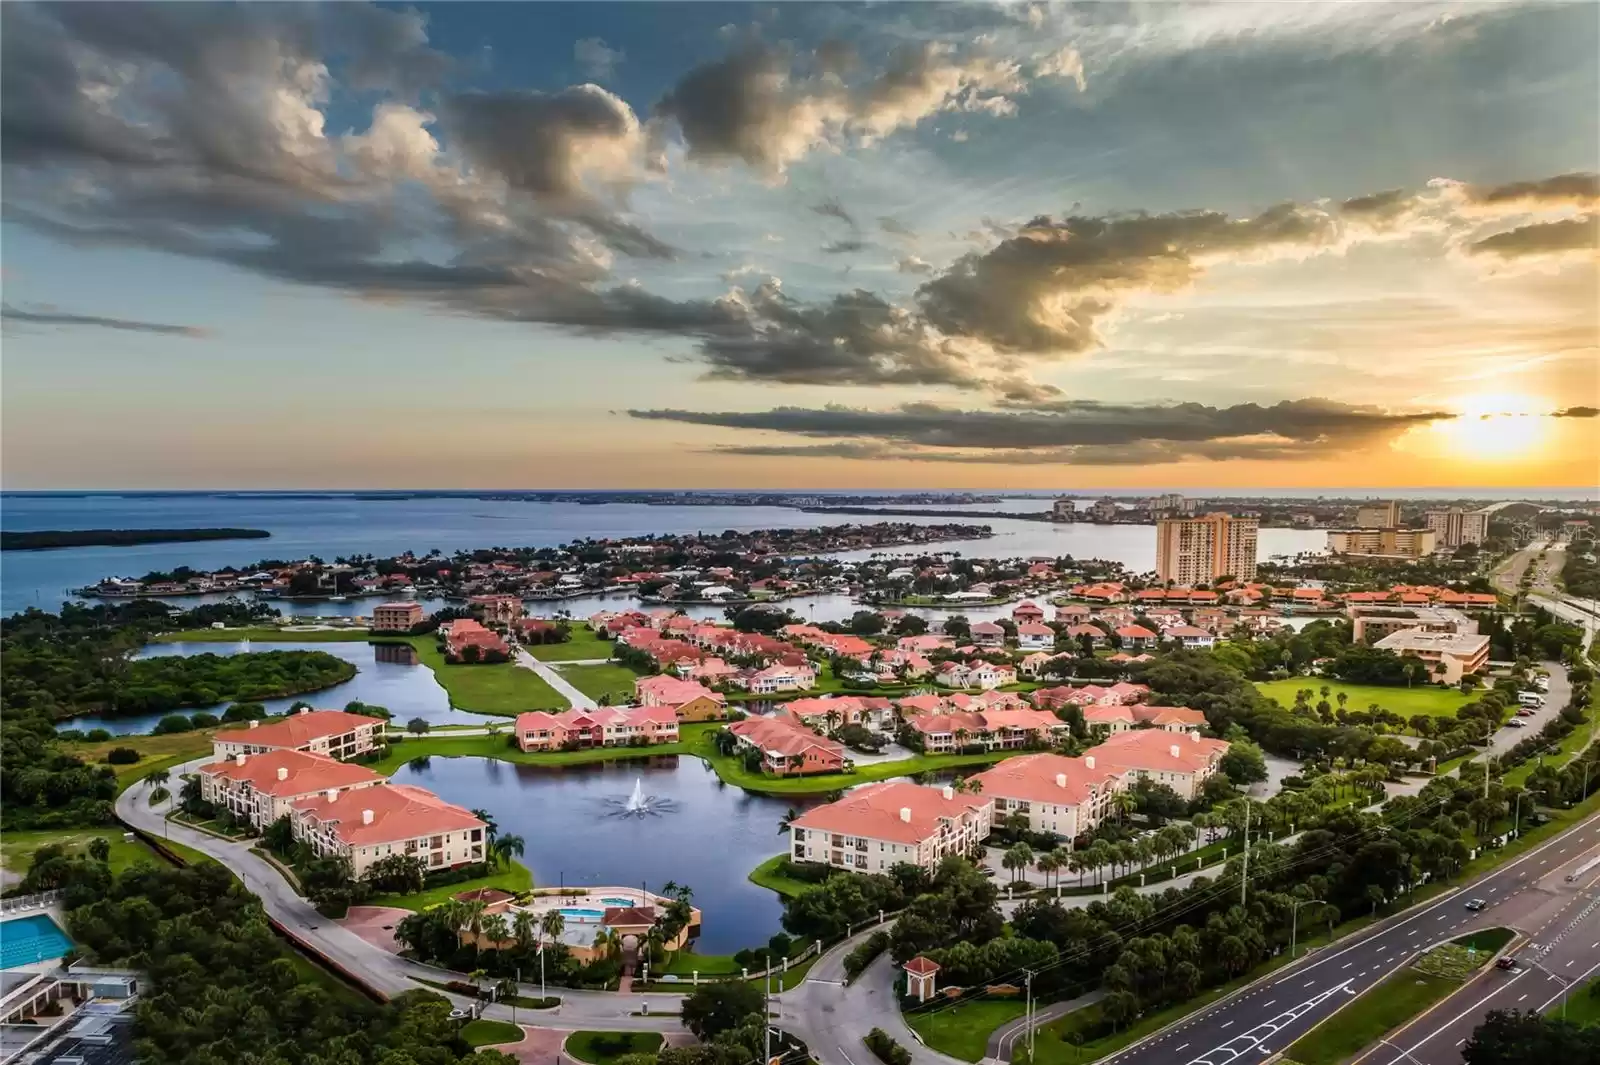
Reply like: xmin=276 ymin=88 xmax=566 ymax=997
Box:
xmin=516 ymin=650 xmax=596 ymax=709
xmin=984 ymin=990 xmax=1103 ymax=1062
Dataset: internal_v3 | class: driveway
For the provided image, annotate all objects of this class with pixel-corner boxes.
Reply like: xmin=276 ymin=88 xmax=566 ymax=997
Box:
xmin=516 ymin=650 xmax=595 ymax=710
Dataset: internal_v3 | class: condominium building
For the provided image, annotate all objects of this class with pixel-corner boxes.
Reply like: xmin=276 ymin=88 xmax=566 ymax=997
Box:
xmin=1090 ymin=498 xmax=1120 ymax=523
xmin=1052 ymin=498 xmax=1076 ymax=522
xmin=467 ymin=593 xmax=525 ymax=625
xmin=212 ymin=709 xmax=386 ymax=762
xmin=788 ymin=781 xmax=993 ymax=874
xmin=513 ymin=706 xmax=679 ymax=752
xmin=198 ymin=749 xmax=385 ymax=829
xmin=371 ymin=601 xmax=424 ymax=632
xmin=967 ymin=753 xmax=1126 ymax=839
xmin=1090 ymin=729 xmax=1230 ymax=800
xmin=634 ymin=675 xmax=727 ymax=721
xmin=1355 ymin=501 xmax=1401 ymax=528
xmin=1154 ymin=513 xmax=1259 ymax=584
xmin=1372 ymin=629 xmax=1491 ymax=684
xmin=727 ymin=715 xmax=847 ymax=776
xmin=1326 ymin=528 xmax=1437 ymax=559
xmin=291 ymin=782 xmax=487 ymax=878
xmin=1425 ymin=508 xmax=1491 ymax=548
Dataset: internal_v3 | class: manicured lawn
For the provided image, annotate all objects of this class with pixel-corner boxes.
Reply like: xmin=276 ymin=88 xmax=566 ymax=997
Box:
xmin=377 ymin=636 xmax=567 ymax=713
xmin=1553 ymin=977 xmax=1600 ymax=1026
xmin=1255 ymin=679 xmax=1473 ymax=720
xmin=462 ymin=1019 xmax=524 ymax=1048
xmin=1286 ymin=968 xmax=1461 ymax=1065
xmin=684 ymin=728 xmax=1008 ymax=795
xmin=368 ymin=723 xmax=723 ymax=775
xmin=565 ymin=1031 xmax=663 ymax=1065
xmin=526 ymin=629 xmax=616 ymax=662
xmin=152 ymin=627 xmax=373 ymax=643
xmin=660 ymin=949 xmax=740 ymax=976
xmin=1451 ymin=927 xmax=1515 ymax=955
xmin=905 ymin=997 xmax=1026 ymax=1062
xmin=0 ymin=828 xmax=165 ymax=878
xmin=68 ymin=730 xmax=217 ymax=791
xmin=749 ymin=854 xmax=818 ymax=898
xmin=556 ymin=662 xmax=644 ymax=703
xmin=369 ymin=861 xmax=533 ymax=911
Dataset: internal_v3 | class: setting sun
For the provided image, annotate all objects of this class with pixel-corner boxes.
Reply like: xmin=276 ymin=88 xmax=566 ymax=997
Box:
xmin=1428 ymin=391 xmax=1552 ymax=461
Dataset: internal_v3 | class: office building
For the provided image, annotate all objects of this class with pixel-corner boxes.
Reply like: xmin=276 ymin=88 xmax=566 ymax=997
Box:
xmin=1426 ymin=508 xmax=1490 ymax=548
xmin=1372 ymin=629 xmax=1491 ymax=685
xmin=1154 ymin=513 xmax=1259 ymax=584
xmin=1326 ymin=528 xmax=1437 ymax=559
xmin=1355 ymin=501 xmax=1401 ymax=528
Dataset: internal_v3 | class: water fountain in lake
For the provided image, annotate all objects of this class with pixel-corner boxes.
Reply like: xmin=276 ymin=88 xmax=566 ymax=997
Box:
xmin=604 ymin=776 xmax=678 ymax=818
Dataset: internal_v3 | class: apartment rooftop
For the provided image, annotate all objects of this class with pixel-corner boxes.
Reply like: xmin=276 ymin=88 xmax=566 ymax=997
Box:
xmin=292 ymin=783 xmax=484 ymax=846
xmin=198 ymin=748 xmax=383 ymax=796
xmin=968 ymin=752 xmax=1125 ymax=806
xmin=213 ymin=709 xmax=381 ymax=750
xmin=791 ymin=781 xmax=989 ymax=845
xmin=1373 ymin=629 xmax=1492 ymax=656
xmin=1092 ymin=729 xmax=1229 ymax=774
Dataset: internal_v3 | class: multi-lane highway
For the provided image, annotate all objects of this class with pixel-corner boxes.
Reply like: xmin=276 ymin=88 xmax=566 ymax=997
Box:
xmin=1101 ymin=810 xmax=1600 ymax=1065
xmin=1353 ymin=846 xmax=1600 ymax=1065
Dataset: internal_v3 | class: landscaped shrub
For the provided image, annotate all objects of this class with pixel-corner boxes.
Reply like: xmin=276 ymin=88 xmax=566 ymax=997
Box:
xmin=105 ymin=747 xmax=141 ymax=765
xmin=864 ymin=1027 xmax=911 ymax=1065
xmin=153 ymin=714 xmax=196 ymax=734
xmin=420 ymin=861 xmax=493 ymax=888
xmin=189 ymin=713 xmax=220 ymax=729
xmin=843 ymin=931 xmax=890 ymax=982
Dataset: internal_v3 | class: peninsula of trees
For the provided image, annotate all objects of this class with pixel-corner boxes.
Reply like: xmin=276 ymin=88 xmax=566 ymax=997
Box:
xmin=1 ymin=527 xmax=271 ymax=550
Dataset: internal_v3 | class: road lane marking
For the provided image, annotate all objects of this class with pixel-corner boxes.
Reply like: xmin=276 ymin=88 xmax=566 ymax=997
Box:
xmin=1221 ymin=1022 xmax=1233 ymax=1029
xmin=1519 ymin=994 xmax=1529 ymax=1002
xmin=1177 ymin=1045 xmax=1189 ymax=1053
xmin=1262 ymin=1001 xmax=1276 ymax=1009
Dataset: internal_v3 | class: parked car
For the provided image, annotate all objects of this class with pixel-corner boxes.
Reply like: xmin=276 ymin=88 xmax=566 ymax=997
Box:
xmin=1506 ymin=719 xmax=1525 ymax=728
xmin=1517 ymin=708 xmax=1535 ymax=717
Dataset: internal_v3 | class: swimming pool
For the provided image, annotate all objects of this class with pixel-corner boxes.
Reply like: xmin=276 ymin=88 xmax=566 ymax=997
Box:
xmin=558 ymin=908 xmax=606 ymax=922
xmin=599 ymin=897 xmax=640 ymax=907
xmin=0 ymin=914 xmax=73 ymax=968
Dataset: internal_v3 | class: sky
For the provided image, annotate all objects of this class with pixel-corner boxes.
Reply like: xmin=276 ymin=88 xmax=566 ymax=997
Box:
xmin=1 ymin=0 xmax=1597 ymax=492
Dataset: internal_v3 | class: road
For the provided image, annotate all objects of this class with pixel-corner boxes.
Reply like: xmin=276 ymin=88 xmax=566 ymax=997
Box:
xmin=1098 ymin=809 xmax=1600 ymax=1065
xmin=516 ymin=649 xmax=598 ymax=709
xmin=1482 ymin=661 xmax=1572 ymax=761
xmin=1353 ymin=854 xmax=1600 ymax=1065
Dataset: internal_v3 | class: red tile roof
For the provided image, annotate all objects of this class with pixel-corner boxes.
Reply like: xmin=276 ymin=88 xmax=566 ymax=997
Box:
xmin=1092 ymin=729 xmax=1229 ymax=775
xmin=968 ymin=752 xmax=1125 ymax=807
xmin=791 ymin=781 xmax=989 ymax=845
xmin=293 ymin=783 xmax=485 ymax=846
xmin=214 ymin=710 xmax=382 ymax=751
xmin=199 ymin=748 xmax=383 ymax=796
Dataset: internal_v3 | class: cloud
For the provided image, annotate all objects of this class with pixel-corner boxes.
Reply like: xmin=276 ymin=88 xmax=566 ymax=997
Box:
xmin=897 ymin=256 xmax=934 ymax=274
xmin=1468 ymin=172 xmax=1600 ymax=208
xmin=1339 ymin=188 xmax=1415 ymax=225
xmin=574 ymin=37 xmax=624 ymax=79
xmin=1468 ymin=216 xmax=1599 ymax=259
xmin=651 ymin=40 xmax=1035 ymax=175
xmin=879 ymin=217 xmax=918 ymax=240
xmin=2 ymin=304 xmax=209 ymax=337
xmin=629 ymin=397 xmax=1452 ymax=464
xmin=1552 ymin=405 xmax=1599 ymax=418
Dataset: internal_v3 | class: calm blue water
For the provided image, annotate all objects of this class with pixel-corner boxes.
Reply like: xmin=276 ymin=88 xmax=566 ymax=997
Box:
xmin=0 ymin=914 xmax=73 ymax=968
xmin=388 ymin=755 xmax=809 ymax=954
xmin=0 ymin=492 xmax=1331 ymax=616
xmin=60 ymin=639 xmax=499 ymax=735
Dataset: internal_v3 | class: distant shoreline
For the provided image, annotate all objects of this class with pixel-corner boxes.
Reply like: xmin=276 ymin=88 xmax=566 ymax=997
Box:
xmin=1 ymin=527 xmax=272 ymax=551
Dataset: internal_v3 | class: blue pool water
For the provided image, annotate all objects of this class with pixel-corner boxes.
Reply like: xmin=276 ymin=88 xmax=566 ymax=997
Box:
xmin=558 ymin=908 xmax=606 ymax=922
xmin=0 ymin=914 xmax=73 ymax=968
xmin=599 ymin=897 xmax=638 ymax=906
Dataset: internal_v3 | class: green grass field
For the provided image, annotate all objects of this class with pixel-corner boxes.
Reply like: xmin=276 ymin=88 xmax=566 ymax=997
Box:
xmin=565 ymin=1031 xmax=663 ymax=1065
xmin=368 ymin=860 xmax=533 ymax=911
xmin=66 ymin=729 xmax=217 ymax=790
xmin=1255 ymin=679 xmax=1473 ymax=720
xmin=462 ymin=1019 xmax=524 ymax=1048
xmin=368 ymin=722 xmax=722 ymax=775
xmin=555 ymin=662 xmax=644 ymax=703
xmin=748 ymin=854 xmax=818 ymax=898
xmin=152 ymin=627 xmax=373 ymax=643
xmin=1552 ymin=977 xmax=1600 ymax=1026
xmin=1286 ymin=968 xmax=1461 ymax=1065
xmin=0 ymin=828 xmax=166 ymax=879
xmin=1505 ymin=717 xmax=1598 ymax=787
xmin=378 ymin=636 xmax=567 ymax=713
xmin=906 ymin=997 xmax=1026 ymax=1062
xmin=526 ymin=628 xmax=616 ymax=662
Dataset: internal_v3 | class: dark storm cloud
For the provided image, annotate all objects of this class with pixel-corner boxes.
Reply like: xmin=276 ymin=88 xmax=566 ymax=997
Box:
xmin=1468 ymin=216 xmax=1599 ymax=258
xmin=1 ymin=304 xmax=209 ymax=337
xmin=629 ymin=398 xmax=1451 ymax=461
xmin=1470 ymin=172 xmax=1600 ymax=207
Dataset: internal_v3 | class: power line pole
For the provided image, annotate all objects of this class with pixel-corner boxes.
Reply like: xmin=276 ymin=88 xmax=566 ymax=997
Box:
xmin=763 ymin=961 xmax=772 ymax=1065
xmin=1239 ymin=801 xmax=1250 ymax=908
xmin=1023 ymin=969 xmax=1034 ymax=1063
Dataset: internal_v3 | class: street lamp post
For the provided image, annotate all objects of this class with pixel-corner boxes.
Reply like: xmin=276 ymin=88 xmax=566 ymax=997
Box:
xmin=1375 ymin=1038 xmax=1427 ymax=1065
xmin=1529 ymin=959 xmax=1573 ymax=1020
xmin=1291 ymin=898 xmax=1326 ymax=960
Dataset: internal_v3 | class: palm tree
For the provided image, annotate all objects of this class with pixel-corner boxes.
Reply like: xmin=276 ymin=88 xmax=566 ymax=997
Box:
xmin=144 ymin=767 xmax=170 ymax=790
xmin=778 ymin=807 xmax=801 ymax=834
xmin=540 ymin=909 xmax=566 ymax=944
xmin=493 ymin=834 xmax=525 ymax=869
xmin=496 ymin=976 xmax=521 ymax=1022
xmin=512 ymin=909 xmax=537 ymax=952
xmin=1035 ymin=851 xmax=1059 ymax=889
xmin=473 ymin=809 xmax=500 ymax=848
xmin=464 ymin=899 xmax=489 ymax=959
xmin=468 ymin=967 xmax=488 ymax=997
xmin=481 ymin=913 xmax=510 ymax=948
xmin=1111 ymin=790 xmax=1137 ymax=824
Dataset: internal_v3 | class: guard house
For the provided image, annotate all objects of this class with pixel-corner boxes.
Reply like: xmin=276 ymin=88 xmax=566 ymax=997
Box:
xmin=904 ymin=956 xmax=941 ymax=1002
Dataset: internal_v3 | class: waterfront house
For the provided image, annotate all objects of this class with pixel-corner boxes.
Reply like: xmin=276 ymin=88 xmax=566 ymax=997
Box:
xmin=727 ymin=716 xmax=847 ymax=776
xmin=514 ymin=706 xmax=679 ymax=751
xmin=906 ymin=708 xmax=1064 ymax=752
xmin=970 ymin=621 xmax=1006 ymax=647
xmin=733 ymin=662 xmax=815 ymax=694
xmin=788 ymin=781 xmax=992 ymax=874
xmin=1016 ymin=621 xmax=1055 ymax=650
xmin=1012 ymin=601 xmax=1045 ymax=622
xmin=967 ymin=752 xmax=1126 ymax=839
xmin=1115 ymin=624 xmax=1159 ymax=650
xmin=676 ymin=656 xmax=740 ymax=685
xmin=1065 ymin=623 xmax=1107 ymax=648
xmin=1161 ymin=624 xmax=1217 ymax=650
xmin=371 ymin=602 xmax=424 ymax=633
xmin=633 ymin=675 xmax=727 ymax=721
xmin=467 ymin=594 xmax=525 ymax=626
xmin=439 ymin=618 xmax=511 ymax=661
xmin=785 ymin=695 xmax=897 ymax=734
xmin=199 ymin=749 xmax=384 ymax=830
xmin=291 ymin=783 xmax=487 ymax=878
xmin=212 ymin=708 xmax=385 ymax=762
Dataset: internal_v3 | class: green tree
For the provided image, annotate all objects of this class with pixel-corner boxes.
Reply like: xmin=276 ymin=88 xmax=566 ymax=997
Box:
xmin=680 ymin=980 xmax=765 ymax=1041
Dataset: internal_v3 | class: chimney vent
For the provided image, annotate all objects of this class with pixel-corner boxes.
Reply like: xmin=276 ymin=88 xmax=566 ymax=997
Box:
xmin=235 ymin=753 xmax=247 ymax=766
xmin=276 ymin=766 xmax=288 ymax=781
xmin=899 ymin=807 xmax=913 ymax=823
xmin=299 ymin=707 xmax=311 ymax=715
xmin=941 ymin=785 xmax=954 ymax=800
xmin=248 ymin=720 xmax=259 ymax=729
xmin=1055 ymin=773 xmax=1067 ymax=788
xmin=362 ymin=809 xmax=374 ymax=826
xmin=325 ymin=788 xmax=338 ymax=802
xmin=1085 ymin=756 xmax=1095 ymax=770
xmin=1170 ymin=744 xmax=1181 ymax=758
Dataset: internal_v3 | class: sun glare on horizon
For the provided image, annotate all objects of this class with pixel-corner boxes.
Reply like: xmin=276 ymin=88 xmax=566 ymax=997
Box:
xmin=1426 ymin=390 xmax=1552 ymax=462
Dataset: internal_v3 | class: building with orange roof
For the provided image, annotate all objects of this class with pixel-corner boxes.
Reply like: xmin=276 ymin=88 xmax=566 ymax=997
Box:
xmin=467 ymin=593 xmax=525 ymax=625
xmin=787 ymin=781 xmax=992 ymax=873
xmin=513 ymin=706 xmax=679 ymax=752
xmin=633 ymin=675 xmax=727 ymax=721
xmin=727 ymin=715 xmax=847 ymax=776
xmin=1091 ymin=729 xmax=1230 ymax=799
xmin=212 ymin=708 xmax=386 ymax=762
xmin=967 ymin=752 xmax=1126 ymax=839
xmin=291 ymin=782 xmax=487 ymax=878
xmin=1016 ymin=621 xmax=1056 ymax=650
xmin=1115 ymin=624 xmax=1159 ymax=650
xmin=905 ymin=708 xmax=1066 ymax=752
xmin=199 ymin=749 xmax=384 ymax=829
xmin=785 ymin=696 xmax=897 ymax=733
xmin=1012 ymin=601 xmax=1045 ymax=621
xmin=372 ymin=601 xmax=424 ymax=633
xmin=439 ymin=617 xmax=511 ymax=662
